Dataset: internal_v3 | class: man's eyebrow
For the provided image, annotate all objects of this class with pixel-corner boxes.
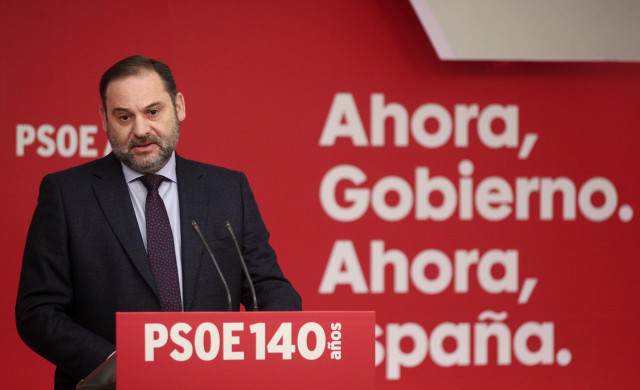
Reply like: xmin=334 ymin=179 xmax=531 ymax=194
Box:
xmin=110 ymin=102 xmax=164 ymax=115
xmin=144 ymin=101 xmax=164 ymax=110
xmin=111 ymin=107 xmax=131 ymax=115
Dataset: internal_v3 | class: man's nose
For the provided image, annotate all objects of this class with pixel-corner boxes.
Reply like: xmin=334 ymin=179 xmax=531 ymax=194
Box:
xmin=132 ymin=116 xmax=151 ymax=137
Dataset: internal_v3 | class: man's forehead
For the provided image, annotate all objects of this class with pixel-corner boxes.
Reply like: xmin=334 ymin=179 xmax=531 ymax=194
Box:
xmin=104 ymin=71 xmax=170 ymax=109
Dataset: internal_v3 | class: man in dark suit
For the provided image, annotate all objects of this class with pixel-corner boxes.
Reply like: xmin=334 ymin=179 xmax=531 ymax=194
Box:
xmin=15 ymin=55 xmax=302 ymax=390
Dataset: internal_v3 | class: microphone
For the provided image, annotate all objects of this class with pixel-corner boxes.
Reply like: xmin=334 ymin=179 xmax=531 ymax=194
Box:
xmin=225 ymin=221 xmax=258 ymax=311
xmin=191 ymin=220 xmax=232 ymax=311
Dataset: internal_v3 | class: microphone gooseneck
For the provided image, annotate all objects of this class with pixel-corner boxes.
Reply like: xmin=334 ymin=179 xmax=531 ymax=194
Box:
xmin=225 ymin=221 xmax=258 ymax=311
xmin=191 ymin=220 xmax=232 ymax=311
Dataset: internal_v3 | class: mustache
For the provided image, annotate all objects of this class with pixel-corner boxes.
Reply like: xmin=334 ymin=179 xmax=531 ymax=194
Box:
xmin=128 ymin=135 xmax=162 ymax=148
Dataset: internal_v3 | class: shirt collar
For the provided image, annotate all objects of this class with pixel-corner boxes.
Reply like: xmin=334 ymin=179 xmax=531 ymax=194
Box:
xmin=121 ymin=151 xmax=177 ymax=184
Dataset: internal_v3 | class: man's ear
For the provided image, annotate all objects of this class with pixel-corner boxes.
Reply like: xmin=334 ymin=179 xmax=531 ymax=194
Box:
xmin=99 ymin=105 xmax=108 ymax=131
xmin=175 ymin=92 xmax=186 ymax=122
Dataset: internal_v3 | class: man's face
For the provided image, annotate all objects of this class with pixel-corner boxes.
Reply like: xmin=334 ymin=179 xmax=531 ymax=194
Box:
xmin=99 ymin=70 xmax=186 ymax=174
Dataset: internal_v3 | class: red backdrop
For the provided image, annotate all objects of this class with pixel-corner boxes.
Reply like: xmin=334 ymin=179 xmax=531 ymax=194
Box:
xmin=1 ymin=1 xmax=639 ymax=388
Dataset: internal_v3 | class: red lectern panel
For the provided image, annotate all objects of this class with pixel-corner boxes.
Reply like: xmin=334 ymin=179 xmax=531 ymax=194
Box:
xmin=116 ymin=311 xmax=375 ymax=389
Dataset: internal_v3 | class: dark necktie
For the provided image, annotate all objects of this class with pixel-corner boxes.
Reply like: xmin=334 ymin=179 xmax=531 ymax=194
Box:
xmin=140 ymin=174 xmax=182 ymax=311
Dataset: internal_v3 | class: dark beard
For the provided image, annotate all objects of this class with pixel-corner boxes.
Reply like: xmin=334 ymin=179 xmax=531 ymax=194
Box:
xmin=108 ymin=120 xmax=180 ymax=174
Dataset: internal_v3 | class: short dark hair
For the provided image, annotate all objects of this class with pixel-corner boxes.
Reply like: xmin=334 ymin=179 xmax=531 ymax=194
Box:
xmin=99 ymin=55 xmax=178 ymax=108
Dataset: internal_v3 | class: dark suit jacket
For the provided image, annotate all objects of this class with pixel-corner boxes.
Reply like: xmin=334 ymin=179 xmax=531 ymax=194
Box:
xmin=15 ymin=153 xmax=301 ymax=389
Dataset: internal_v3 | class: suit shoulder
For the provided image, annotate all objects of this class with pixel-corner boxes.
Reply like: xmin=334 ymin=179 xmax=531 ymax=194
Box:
xmin=41 ymin=154 xmax=119 ymax=183
xmin=177 ymin=156 xmax=247 ymax=182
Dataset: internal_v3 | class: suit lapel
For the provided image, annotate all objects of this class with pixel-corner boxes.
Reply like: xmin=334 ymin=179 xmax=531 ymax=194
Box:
xmin=91 ymin=154 xmax=159 ymax=299
xmin=176 ymin=155 xmax=209 ymax=310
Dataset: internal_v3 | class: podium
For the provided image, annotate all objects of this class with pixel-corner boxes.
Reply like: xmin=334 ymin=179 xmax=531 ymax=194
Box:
xmin=103 ymin=311 xmax=374 ymax=389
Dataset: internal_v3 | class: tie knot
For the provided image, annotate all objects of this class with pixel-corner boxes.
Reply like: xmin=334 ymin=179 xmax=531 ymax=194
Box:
xmin=140 ymin=174 xmax=166 ymax=193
